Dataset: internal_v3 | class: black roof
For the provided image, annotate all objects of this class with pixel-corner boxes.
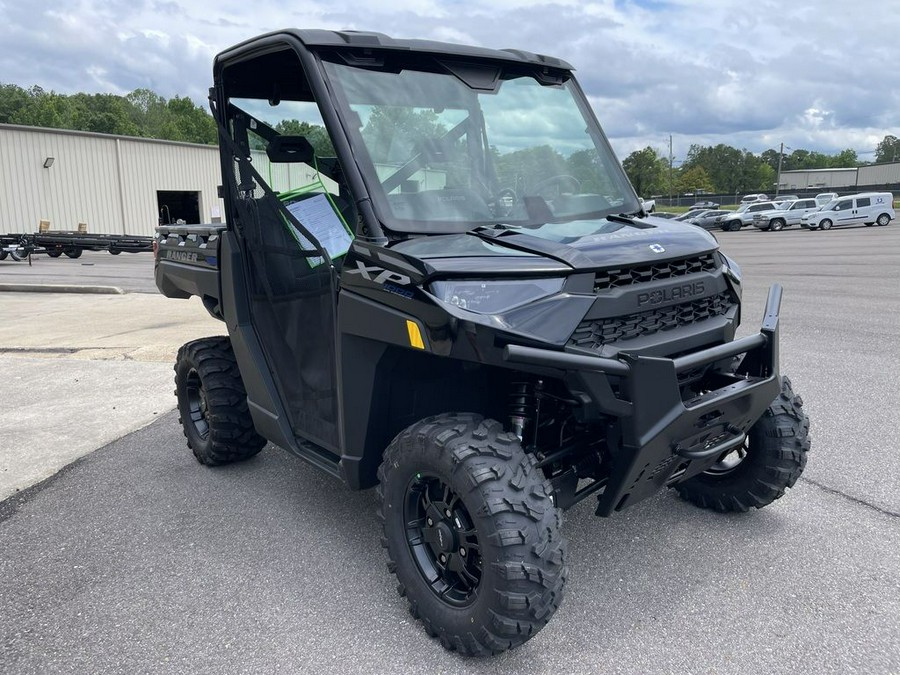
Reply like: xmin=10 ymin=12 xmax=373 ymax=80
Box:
xmin=216 ymin=28 xmax=574 ymax=71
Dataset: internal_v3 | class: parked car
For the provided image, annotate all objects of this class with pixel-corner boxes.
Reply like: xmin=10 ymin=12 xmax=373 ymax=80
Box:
xmin=802 ymin=192 xmax=895 ymax=230
xmin=814 ymin=192 xmax=839 ymax=207
xmin=639 ymin=197 xmax=656 ymax=213
xmin=673 ymin=208 xmax=710 ymax=221
xmin=752 ymin=198 xmax=820 ymax=231
xmin=718 ymin=201 xmax=783 ymax=231
xmin=774 ymin=194 xmax=799 ymax=202
xmin=691 ymin=200 xmax=720 ymax=210
xmin=688 ymin=209 xmax=730 ymax=230
xmin=740 ymin=193 xmax=768 ymax=204
xmin=650 ymin=211 xmax=678 ymax=219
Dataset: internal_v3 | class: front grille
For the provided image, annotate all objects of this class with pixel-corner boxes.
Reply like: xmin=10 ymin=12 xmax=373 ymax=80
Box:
xmin=569 ymin=292 xmax=735 ymax=351
xmin=593 ymin=253 xmax=718 ymax=292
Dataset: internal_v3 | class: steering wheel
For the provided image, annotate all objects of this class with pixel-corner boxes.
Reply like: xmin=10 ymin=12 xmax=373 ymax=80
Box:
xmin=530 ymin=174 xmax=581 ymax=197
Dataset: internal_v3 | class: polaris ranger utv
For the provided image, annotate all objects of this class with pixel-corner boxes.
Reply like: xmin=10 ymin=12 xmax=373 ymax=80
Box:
xmin=156 ymin=29 xmax=810 ymax=656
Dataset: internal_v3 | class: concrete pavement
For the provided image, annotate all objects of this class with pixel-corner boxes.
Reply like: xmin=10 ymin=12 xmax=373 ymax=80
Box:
xmin=0 ymin=292 xmax=222 ymax=500
xmin=0 ymin=222 xmax=899 ymax=672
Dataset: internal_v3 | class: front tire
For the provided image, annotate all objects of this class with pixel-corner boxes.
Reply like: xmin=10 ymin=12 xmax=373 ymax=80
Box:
xmin=770 ymin=218 xmax=785 ymax=231
xmin=819 ymin=219 xmax=833 ymax=230
xmin=378 ymin=414 xmax=567 ymax=656
xmin=174 ymin=336 xmax=266 ymax=465
xmin=675 ymin=377 xmax=810 ymax=512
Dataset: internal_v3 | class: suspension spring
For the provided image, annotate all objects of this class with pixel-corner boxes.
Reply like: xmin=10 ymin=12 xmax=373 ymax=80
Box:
xmin=508 ymin=379 xmax=542 ymax=442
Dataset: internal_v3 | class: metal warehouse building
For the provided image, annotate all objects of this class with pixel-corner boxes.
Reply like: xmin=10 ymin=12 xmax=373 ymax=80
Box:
xmin=0 ymin=124 xmax=327 ymax=237
xmin=779 ymin=162 xmax=900 ymax=191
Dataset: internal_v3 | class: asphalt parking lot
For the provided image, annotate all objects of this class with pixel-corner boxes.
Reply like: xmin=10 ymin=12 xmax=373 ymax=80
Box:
xmin=1 ymin=223 xmax=898 ymax=673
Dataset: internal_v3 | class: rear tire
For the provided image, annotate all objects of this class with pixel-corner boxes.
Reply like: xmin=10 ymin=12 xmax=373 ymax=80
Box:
xmin=675 ymin=376 xmax=810 ymax=512
xmin=174 ymin=336 xmax=266 ymax=465
xmin=378 ymin=413 xmax=567 ymax=656
xmin=876 ymin=213 xmax=891 ymax=226
xmin=0 ymin=251 xmax=6 ymax=261
xmin=47 ymin=250 xmax=62 ymax=258
xmin=64 ymin=249 xmax=82 ymax=259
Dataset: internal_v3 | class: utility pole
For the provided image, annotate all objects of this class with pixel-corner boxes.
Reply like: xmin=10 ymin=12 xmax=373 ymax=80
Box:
xmin=668 ymin=134 xmax=673 ymax=204
xmin=775 ymin=142 xmax=784 ymax=197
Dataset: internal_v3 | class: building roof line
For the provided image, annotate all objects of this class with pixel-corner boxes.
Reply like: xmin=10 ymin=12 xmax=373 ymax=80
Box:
xmin=0 ymin=123 xmax=218 ymax=150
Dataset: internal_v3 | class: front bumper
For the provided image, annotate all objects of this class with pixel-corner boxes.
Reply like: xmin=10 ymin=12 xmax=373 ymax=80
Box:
xmin=504 ymin=284 xmax=783 ymax=516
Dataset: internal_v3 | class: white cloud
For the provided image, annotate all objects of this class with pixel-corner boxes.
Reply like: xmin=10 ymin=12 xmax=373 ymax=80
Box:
xmin=0 ymin=0 xmax=898 ymax=160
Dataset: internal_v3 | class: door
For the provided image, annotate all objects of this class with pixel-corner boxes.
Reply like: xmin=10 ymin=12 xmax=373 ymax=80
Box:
xmin=157 ymin=190 xmax=201 ymax=225
xmin=852 ymin=196 xmax=872 ymax=225
xmin=218 ymin=47 xmax=352 ymax=451
xmin=831 ymin=199 xmax=857 ymax=227
xmin=787 ymin=199 xmax=816 ymax=225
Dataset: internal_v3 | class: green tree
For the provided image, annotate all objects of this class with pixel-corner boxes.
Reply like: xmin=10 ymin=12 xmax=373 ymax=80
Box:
xmin=69 ymin=93 xmax=139 ymax=135
xmin=566 ymin=148 xmax=614 ymax=195
xmin=495 ymin=145 xmax=570 ymax=194
xmin=752 ymin=162 xmax=776 ymax=192
xmin=829 ymin=148 xmax=858 ymax=168
xmin=275 ymin=119 xmax=335 ymax=157
xmin=760 ymin=148 xmax=782 ymax=172
xmin=0 ymin=83 xmax=30 ymax=123
xmin=875 ymin=135 xmax=900 ymax=163
xmin=360 ymin=107 xmax=447 ymax=164
xmin=622 ymin=146 xmax=666 ymax=197
xmin=159 ymin=96 xmax=216 ymax=144
xmin=683 ymin=144 xmax=744 ymax=193
xmin=675 ymin=166 xmax=714 ymax=194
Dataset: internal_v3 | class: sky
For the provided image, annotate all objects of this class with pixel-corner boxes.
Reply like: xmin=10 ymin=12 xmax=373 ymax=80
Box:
xmin=2 ymin=0 xmax=898 ymax=163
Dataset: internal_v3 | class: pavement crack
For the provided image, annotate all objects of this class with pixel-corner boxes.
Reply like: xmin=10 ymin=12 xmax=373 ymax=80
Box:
xmin=800 ymin=476 xmax=900 ymax=520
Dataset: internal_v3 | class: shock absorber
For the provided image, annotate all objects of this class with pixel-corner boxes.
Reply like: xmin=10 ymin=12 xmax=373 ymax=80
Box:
xmin=508 ymin=379 xmax=542 ymax=443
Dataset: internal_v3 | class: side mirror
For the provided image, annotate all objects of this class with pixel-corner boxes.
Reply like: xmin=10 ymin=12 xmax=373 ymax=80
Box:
xmin=266 ymin=135 xmax=315 ymax=163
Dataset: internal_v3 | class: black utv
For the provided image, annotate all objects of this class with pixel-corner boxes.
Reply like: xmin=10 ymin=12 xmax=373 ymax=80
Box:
xmin=155 ymin=29 xmax=811 ymax=656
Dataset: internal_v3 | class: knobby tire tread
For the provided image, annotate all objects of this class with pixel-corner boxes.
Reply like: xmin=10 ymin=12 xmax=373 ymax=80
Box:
xmin=377 ymin=413 xmax=567 ymax=656
xmin=174 ymin=336 xmax=266 ymax=465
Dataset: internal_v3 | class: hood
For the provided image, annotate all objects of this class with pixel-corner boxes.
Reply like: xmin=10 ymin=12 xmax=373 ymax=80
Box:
xmin=391 ymin=216 xmax=719 ymax=276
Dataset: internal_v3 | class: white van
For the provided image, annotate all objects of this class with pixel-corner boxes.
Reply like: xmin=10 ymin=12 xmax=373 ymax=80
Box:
xmin=802 ymin=192 xmax=895 ymax=230
xmin=814 ymin=192 xmax=839 ymax=207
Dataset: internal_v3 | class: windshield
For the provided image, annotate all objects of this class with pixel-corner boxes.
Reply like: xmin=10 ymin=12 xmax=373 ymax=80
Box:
xmin=322 ymin=57 xmax=638 ymax=233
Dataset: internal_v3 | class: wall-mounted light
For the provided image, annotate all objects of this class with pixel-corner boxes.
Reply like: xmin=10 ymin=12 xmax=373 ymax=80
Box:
xmin=43 ymin=157 xmax=55 ymax=168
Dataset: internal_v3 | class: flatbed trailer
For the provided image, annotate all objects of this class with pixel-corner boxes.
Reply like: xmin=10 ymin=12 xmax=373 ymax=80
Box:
xmin=0 ymin=231 xmax=154 ymax=260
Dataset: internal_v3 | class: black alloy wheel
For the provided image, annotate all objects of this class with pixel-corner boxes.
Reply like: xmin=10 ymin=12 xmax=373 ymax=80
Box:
xmin=378 ymin=413 xmax=567 ymax=656
xmin=183 ymin=368 xmax=210 ymax=441
xmin=173 ymin=336 xmax=266 ymax=465
xmin=404 ymin=474 xmax=482 ymax=606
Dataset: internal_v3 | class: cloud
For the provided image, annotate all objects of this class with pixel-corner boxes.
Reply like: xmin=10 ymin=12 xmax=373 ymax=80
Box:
xmin=0 ymin=0 xmax=898 ymax=161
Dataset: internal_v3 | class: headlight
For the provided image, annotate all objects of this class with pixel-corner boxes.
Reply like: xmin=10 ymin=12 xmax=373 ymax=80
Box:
xmin=430 ymin=278 xmax=565 ymax=314
xmin=721 ymin=253 xmax=742 ymax=283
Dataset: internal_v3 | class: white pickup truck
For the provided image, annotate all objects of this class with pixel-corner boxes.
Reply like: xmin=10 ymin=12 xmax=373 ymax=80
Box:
xmin=752 ymin=198 xmax=820 ymax=231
